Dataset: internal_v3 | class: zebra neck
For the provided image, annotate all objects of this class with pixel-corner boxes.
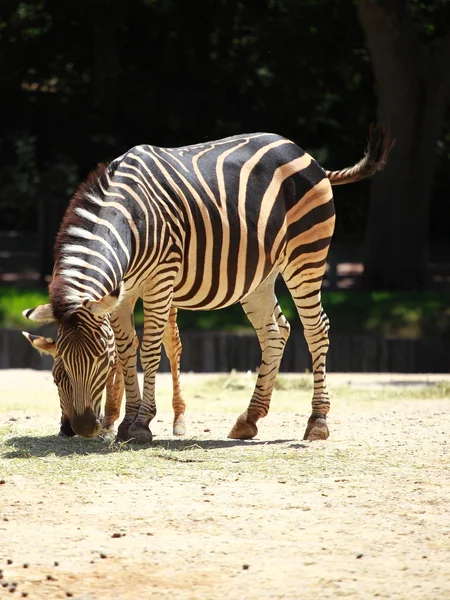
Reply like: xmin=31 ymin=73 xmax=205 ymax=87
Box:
xmin=57 ymin=214 xmax=131 ymax=300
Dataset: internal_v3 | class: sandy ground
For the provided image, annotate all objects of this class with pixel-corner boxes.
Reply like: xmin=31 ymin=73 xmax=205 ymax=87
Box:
xmin=1 ymin=370 xmax=450 ymax=600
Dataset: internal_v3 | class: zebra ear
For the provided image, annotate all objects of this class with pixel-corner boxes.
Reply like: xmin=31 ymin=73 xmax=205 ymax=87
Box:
xmin=84 ymin=283 xmax=124 ymax=316
xmin=22 ymin=331 xmax=58 ymax=357
xmin=22 ymin=304 xmax=55 ymax=323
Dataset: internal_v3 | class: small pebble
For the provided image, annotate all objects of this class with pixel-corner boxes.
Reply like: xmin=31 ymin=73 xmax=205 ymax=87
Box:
xmin=7 ymin=560 xmax=12 ymax=565
xmin=47 ymin=574 xmax=56 ymax=581
xmin=242 ymin=564 xmax=250 ymax=570
xmin=22 ymin=593 xmax=28 ymax=598
xmin=100 ymin=553 xmax=107 ymax=559
xmin=356 ymin=553 xmax=363 ymax=559
xmin=3 ymin=518 xmax=9 ymax=522
xmin=23 ymin=564 xmax=29 ymax=569
xmin=66 ymin=593 xmax=73 ymax=598
xmin=203 ymin=428 xmax=211 ymax=432
xmin=0 ymin=480 xmax=5 ymax=485
xmin=54 ymin=561 xmax=59 ymax=567
xmin=2 ymin=582 xmax=8 ymax=588
xmin=111 ymin=533 xmax=124 ymax=538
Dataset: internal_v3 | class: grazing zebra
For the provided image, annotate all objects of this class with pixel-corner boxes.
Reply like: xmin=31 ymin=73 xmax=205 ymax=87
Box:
xmin=24 ymin=127 xmax=390 ymax=443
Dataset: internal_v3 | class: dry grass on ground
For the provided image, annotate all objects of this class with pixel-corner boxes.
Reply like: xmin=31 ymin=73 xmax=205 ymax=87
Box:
xmin=1 ymin=369 xmax=450 ymax=599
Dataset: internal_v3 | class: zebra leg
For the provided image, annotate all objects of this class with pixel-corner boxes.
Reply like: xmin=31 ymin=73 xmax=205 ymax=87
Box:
xmin=102 ymin=357 xmax=123 ymax=433
xmin=113 ymin=301 xmax=143 ymax=441
xmin=228 ymin=274 xmax=290 ymax=440
xmin=282 ymin=271 xmax=331 ymax=441
xmin=163 ymin=306 xmax=186 ymax=436
xmin=103 ymin=331 xmax=138 ymax=434
xmin=127 ymin=287 xmax=173 ymax=444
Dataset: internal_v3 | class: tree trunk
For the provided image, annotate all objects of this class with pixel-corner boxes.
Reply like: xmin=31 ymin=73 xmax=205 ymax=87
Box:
xmin=358 ymin=0 xmax=450 ymax=290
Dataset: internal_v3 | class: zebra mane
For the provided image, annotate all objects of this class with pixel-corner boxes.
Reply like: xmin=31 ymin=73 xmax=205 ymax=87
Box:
xmin=53 ymin=162 xmax=111 ymax=263
xmin=50 ymin=162 xmax=113 ymax=324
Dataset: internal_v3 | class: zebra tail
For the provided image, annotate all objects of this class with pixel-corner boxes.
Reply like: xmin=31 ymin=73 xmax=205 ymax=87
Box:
xmin=325 ymin=124 xmax=394 ymax=186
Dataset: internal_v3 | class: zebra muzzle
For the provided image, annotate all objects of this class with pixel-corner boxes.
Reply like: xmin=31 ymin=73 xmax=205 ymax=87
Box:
xmin=71 ymin=407 xmax=102 ymax=438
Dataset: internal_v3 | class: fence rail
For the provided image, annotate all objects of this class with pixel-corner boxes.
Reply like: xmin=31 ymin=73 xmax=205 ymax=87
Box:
xmin=2 ymin=327 xmax=449 ymax=374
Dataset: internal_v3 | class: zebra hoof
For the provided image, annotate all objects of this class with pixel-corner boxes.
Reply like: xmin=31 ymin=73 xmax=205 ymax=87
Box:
xmin=303 ymin=417 xmax=329 ymax=441
xmin=173 ymin=415 xmax=186 ymax=436
xmin=116 ymin=418 xmax=134 ymax=441
xmin=128 ymin=423 xmax=153 ymax=444
xmin=227 ymin=414 xmax=258 ymax=440
xmin=99 ymin=427 xmax=115 ymax=440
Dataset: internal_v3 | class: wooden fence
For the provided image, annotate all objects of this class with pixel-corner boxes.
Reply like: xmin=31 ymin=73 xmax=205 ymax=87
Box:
xmin=1 ymin=327 xmax=449 ymax=373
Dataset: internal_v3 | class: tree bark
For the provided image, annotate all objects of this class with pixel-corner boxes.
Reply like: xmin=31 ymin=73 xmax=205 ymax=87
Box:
xmin=358 ymin=0 xmax=450 ymax=290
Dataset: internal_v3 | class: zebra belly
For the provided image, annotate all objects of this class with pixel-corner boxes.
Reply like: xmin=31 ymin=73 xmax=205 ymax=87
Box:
xmin=172 ymin=263 xmax=280 ymax=311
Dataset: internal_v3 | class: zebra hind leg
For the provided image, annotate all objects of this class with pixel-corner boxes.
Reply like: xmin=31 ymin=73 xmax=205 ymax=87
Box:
xmin=228 ymin=274 xmax=290 ymax=440
xmin=283 ymin=278 xmax=331 ymax=441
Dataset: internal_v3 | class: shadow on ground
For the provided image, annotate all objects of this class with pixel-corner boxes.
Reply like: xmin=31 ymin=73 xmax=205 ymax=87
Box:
xmin=2 ymin=434 xmax=301 ymax=459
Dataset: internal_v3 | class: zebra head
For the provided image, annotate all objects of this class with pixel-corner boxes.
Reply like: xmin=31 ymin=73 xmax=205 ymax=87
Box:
xmin=23 ymin=292 xmax=118 ymax=438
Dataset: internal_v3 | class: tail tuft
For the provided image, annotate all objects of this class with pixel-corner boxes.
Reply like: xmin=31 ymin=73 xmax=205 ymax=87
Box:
xmin=326 ymin=124 xmax=394 ymax=186
xmin=364 ymin=123 xmax=393 ymax=175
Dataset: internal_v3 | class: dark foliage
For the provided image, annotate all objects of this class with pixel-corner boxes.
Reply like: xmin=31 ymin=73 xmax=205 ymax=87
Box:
xmin=0 ymin=0 xmax=449 ymax=288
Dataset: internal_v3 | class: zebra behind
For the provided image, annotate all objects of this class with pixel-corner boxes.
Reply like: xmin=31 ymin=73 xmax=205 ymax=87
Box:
xmin=25 ymin=128 xmax=391 ymax=443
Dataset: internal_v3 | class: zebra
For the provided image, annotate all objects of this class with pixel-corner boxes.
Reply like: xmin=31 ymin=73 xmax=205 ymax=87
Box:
xmin=24 ymin=126 xmax=391 ymax=443
xmin=23 ymin=305 xmax=186 ymax=438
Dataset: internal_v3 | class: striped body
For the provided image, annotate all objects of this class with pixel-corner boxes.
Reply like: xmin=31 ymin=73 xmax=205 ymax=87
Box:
xmin=60 ymin=134 xmax=331 ymax=309
xmin=25 ymin=127 xmax=390 ymax=441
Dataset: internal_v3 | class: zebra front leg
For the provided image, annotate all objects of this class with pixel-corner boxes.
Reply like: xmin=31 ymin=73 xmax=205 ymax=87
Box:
xmin=113 ymin=300 xmax=143 ymax=441
xmin=128 ymin=286 xmax=173 ymax=443
xmin=102 ymin=356 xmax=123 ymax=434
xmin=228 ymin=274 xmax=290 ymax=440
xmin=163 ymin=306 xmax=186 ymax=436
xmin=102 ymin=331 xmax=139 ymax=434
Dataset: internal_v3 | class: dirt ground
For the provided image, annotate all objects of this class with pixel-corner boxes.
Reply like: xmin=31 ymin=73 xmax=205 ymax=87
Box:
xmin=1 ymin=370 xmax=450 ymax=600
